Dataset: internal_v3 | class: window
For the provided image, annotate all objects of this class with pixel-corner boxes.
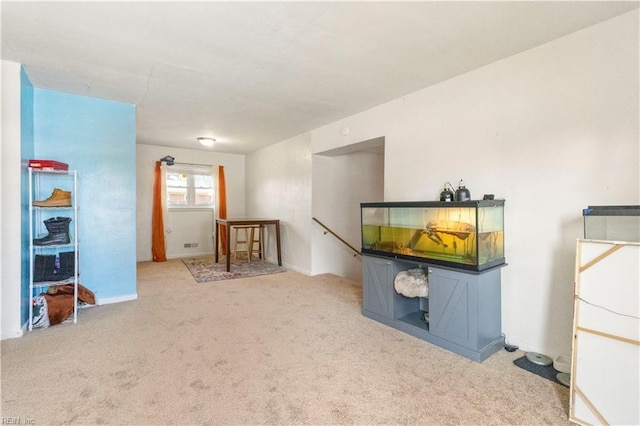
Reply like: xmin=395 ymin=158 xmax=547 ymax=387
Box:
xmin=166 ymin=165 xmax=214 ymax=208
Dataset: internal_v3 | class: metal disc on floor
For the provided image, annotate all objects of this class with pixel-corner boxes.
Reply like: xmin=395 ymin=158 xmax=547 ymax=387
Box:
xmin=556 ymin=372 xmax=571 ymax=387
xmin=525 ymin=352 xmax=553 ymax=366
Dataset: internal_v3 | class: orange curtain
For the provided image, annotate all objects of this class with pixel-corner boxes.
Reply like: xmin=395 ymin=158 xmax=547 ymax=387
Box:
xmin=152 ymin=161 xmax=167 ymax=262
xmin=218 ymin=165 xmax=227 ymax=255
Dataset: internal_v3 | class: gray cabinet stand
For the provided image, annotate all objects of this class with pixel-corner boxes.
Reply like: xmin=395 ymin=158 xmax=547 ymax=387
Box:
xmin=363 ymin=254 xmax=504 ymax=362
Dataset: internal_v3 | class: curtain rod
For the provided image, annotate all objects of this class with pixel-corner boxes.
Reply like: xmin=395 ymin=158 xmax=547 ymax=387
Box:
xmin=172 ymin=161 xmax=213 ymax=167
xmin=158 ymin=156 xmax=215 ymax=168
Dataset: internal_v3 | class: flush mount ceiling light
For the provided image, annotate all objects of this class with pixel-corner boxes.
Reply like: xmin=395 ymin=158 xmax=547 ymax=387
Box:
xmin=197 ymin=137 xmax=216 ymax=147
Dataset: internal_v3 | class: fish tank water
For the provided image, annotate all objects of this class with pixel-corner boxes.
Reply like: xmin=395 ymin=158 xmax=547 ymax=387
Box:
xmin=583 ymin=205 xmax=640 ymax=242
xmin=361 ymin=200 xmax=505 ymax=271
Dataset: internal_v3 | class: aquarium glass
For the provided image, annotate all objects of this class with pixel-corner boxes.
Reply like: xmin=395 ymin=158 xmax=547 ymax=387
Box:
xmin=583 ymin=205 xmax=640 ymax=242
xmin=361 ymin=201 xmax=505 ymax=271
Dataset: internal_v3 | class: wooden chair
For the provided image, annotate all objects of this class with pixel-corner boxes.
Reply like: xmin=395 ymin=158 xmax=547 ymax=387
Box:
xmin=249 ymin=225 xmax=265 ymax=261
xmin=233 ymin=226 xmax=252 ymax=262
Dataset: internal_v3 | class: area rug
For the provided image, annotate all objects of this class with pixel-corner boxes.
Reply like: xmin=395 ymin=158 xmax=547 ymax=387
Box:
xmin=181 ymin=255 xmax=287 ymax=283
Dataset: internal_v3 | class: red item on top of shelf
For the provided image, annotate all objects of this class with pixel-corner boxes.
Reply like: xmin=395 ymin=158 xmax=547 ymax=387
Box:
xmin=29 ymin=159 xmax=69 ymax=171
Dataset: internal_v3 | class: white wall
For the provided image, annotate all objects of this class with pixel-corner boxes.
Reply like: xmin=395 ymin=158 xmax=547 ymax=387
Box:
xmin=244 ymin=11 xmax=639 ymax=358
xmin=307 ymin=11 xmax=639 ymax=357
xmin=245 ymin=133 xmax=312 ymax=274
xmin=136 ymin=144 xmax=245 ymax=261
xmin=311 ymin=151 xmax=384 ymax=281
xmin=1 ymin=60 xmax=23 ymax=339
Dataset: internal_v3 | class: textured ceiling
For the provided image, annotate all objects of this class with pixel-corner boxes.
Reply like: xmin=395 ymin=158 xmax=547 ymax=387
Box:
xmin=2 ymin=1 xmax=638 ymax=154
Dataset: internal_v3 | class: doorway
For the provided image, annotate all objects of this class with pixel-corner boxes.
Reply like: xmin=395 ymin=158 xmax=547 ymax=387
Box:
xmin=311 ymin=137 xmax=385 ymax=281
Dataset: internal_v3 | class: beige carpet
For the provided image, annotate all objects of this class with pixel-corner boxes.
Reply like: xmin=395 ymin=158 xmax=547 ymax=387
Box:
xmin=1 ymin=259 xmax=570 ymax=425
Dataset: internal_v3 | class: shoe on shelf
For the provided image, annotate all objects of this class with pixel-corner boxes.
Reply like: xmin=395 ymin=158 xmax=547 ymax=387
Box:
xmin=33 ymin=217 xmax=72 ymax=246
xmin=33 ymin=188 xmax=72 ymax=207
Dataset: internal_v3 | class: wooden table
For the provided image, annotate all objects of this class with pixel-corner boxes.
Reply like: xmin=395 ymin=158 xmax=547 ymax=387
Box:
xmin=215 ymin=218 xmax=282 ymax=272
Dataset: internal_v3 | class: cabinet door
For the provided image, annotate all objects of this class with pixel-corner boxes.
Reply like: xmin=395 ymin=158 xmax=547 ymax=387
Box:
xmin=363 ymin=256 xmax=394 ymax=319
xmin=428 ymin=267 xmax=477 ymax=348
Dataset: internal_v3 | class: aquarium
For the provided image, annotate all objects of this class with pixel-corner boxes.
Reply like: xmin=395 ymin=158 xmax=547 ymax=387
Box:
xmin=361 ymin=200 xmax=505 ymax=271
xmin=583 ymin=205 xmax=640 ymax=243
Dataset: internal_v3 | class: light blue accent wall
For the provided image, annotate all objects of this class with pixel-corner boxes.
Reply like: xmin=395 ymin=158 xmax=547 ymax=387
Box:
xmin=33 ymin=89 xmax=137 ymax=300
xmin=20 ymin=67 xmax=35 ymax=325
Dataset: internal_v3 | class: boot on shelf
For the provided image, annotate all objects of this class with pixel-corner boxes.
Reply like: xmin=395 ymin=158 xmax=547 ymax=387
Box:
xmin=56 ymin=251 xmax=75 ymax=281
xmin=33 ymin=188 xmax=72 ymax=207
xmin=33 ymin=254 xmax=57 ymax=282
xmin=33 ymin=217 xmax=72 ymax=246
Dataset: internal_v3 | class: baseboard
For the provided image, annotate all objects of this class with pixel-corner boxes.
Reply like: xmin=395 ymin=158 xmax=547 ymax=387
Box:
xmin=282 ymin=262 xmax=311 ymax=276
xmin=96 ymin=293 xmax=138 ymax=306
xmin=1 ymin=326 xmax=25 ymax=340
xmin=167 ymin=251 xmax=211 ymax=259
